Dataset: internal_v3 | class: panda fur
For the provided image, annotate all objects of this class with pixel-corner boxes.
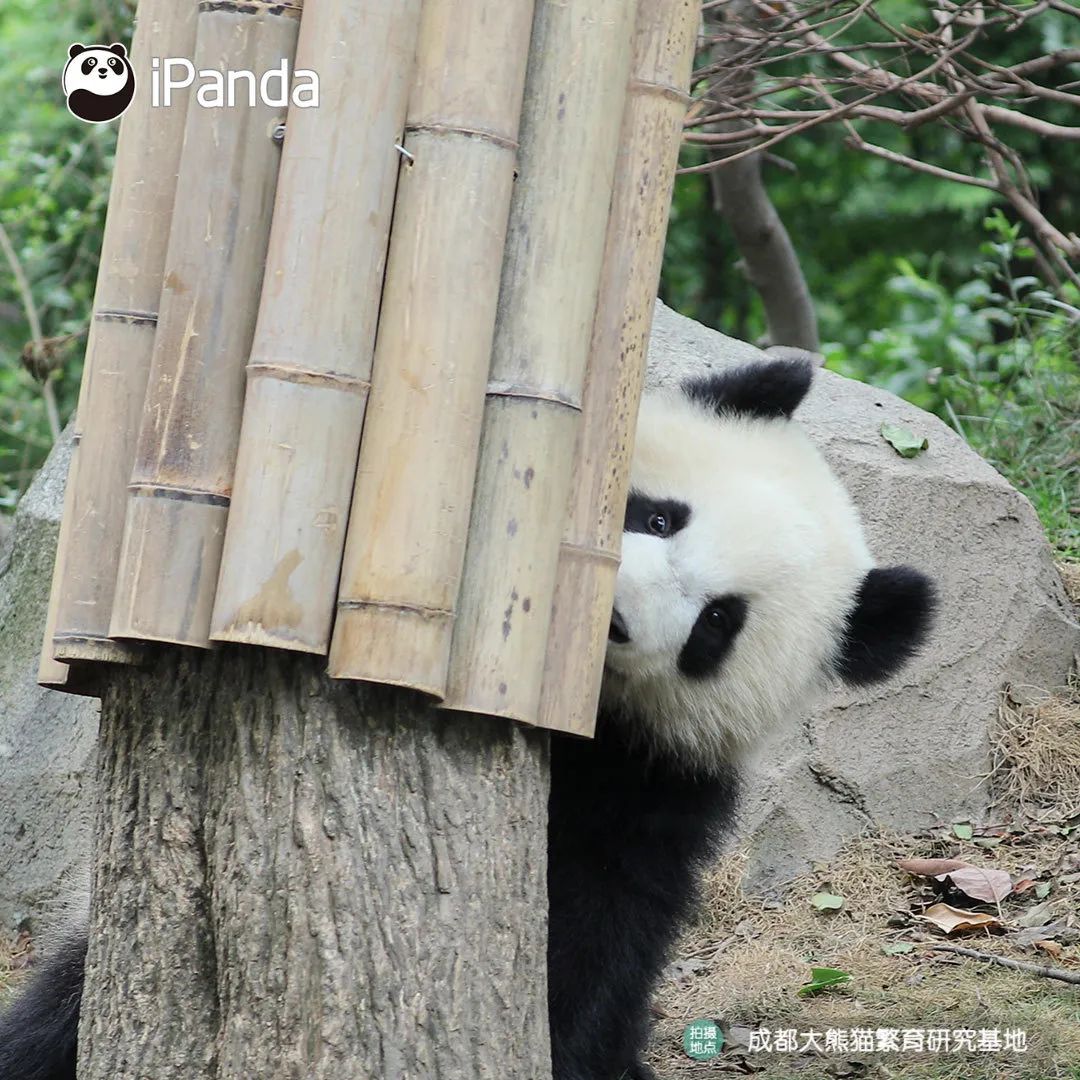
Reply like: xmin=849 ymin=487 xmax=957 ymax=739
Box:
xmin=0 ymin=361 xmax=935 ymax=1080
xmin=62 ymin=43 xmax=135 ymax=124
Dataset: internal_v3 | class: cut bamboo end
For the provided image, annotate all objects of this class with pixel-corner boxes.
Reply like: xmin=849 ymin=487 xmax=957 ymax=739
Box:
xmin=536 ymin=0 xmax=698 ymax=733
xmin=330 ymin=0 xmax=536 ymax=693
xmin=535 ymin=544 xmax=619 ymax=736
xmin=440 ymin=396 xmax=581 ymax=722
xmin=53 ymin=637 xmax=145 ymax=665
xmin=212 ymin=0 xmax=423 ymax=655
xmin=328 ymin=603 xmax=454 ymax=698
xmin=440 ymin=0 xmax=637 ymax=726
xmin=48 ymin=0 xmax=198 ymax=670
xmin=111 ymin=494 xmax=227 ymax=647
xmin=112 ymin=2 xmax=300 ymax=648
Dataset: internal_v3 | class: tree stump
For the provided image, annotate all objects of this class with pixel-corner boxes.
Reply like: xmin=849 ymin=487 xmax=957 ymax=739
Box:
xmin=78 ymin=648 xmax=551 ymax=1080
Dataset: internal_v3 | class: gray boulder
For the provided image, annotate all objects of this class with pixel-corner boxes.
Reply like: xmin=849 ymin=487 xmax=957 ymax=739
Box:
xmin=0 ymin=431 xmax=98 ymax=931
xmin=647 ymin=301 xmax=1079 ymax=888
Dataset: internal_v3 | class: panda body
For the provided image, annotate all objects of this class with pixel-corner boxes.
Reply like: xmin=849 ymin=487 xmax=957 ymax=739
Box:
xmin=0 ymin=361 xmax=934 ymax=1080
xmin=62 ymin=43 xmax=135 ymax=124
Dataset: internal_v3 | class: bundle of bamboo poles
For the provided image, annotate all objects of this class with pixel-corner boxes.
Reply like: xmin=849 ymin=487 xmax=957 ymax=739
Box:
xmin=41 ymin=0 xmax=699 ymax=738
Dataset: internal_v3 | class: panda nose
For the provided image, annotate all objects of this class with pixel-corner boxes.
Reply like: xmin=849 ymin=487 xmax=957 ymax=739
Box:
xmin=608 ymin=608 xmax=630 ymax=644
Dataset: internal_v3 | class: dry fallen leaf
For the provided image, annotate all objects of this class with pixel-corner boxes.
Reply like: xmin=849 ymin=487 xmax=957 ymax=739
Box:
xmin=1034 ymin=939 xmax=1063 ymax=959
xmin=916 ymin=903 xmax=1003 ymax=935
xmin=945 ymin=866 xmax=1014 ymax=904
xmin=1017 ymin=901 xmax=1055 ymax=929
xmin=897 ymin=859 xmax=1013 ymax=904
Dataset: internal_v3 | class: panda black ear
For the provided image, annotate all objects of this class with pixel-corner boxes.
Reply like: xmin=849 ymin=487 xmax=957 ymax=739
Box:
xmin=835 ymin=566 xmax=937 ymax=686
xmin=69 ymin=43 xmax=87 ymax=58
xmin=109 ymin=43 xmax=128 ymax=58
xmin=683 ymin=358 xmax=814 ymax=421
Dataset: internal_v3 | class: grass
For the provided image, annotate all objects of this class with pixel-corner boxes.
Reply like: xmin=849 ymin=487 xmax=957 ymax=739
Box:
xmin=960 ymin=368 xmax=1080 ymax=562
xmin=647 ymin=665 xmax=1080 ymax=1080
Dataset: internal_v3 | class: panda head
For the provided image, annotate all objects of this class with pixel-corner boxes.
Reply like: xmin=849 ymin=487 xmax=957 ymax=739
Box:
xmin=602 ymin=359 xmax=936 ymax=773
xmin=63 ymin=43 xmax=135 ymax=123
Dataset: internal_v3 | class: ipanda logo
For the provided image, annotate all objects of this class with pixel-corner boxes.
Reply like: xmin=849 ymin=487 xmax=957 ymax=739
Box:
xmin=63 ymin=43 xmax=320 ymax=123
xmin=63 ymin=43 xmax=136 ymax=124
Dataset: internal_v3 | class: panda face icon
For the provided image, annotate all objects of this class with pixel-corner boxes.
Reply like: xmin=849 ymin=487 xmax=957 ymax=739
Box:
xmin=63 ymin=43 xmax=136 ymax=123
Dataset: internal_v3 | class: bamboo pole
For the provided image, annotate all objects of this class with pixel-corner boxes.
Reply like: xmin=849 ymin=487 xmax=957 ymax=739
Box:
xmin=110 ymin=0 xmax=303 ymax=648
xmin=537 ymin=0 xmax=699 ymax=736
xmin=440 ymin=0 xmax=638 ymax=724
xmin=327 ymin=0 xmax=538 ymax=693
xmin=48 ymin=0 xmax=198 ymax=668
xmin=209 ymin=0 xmax=423 ymax=654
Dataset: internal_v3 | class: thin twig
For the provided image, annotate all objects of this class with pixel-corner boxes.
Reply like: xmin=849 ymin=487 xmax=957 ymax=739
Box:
xmin=926 ymin=943 xmax=1080 ymax=986
xmin=0 ymin=218 xmax=61 ymax=442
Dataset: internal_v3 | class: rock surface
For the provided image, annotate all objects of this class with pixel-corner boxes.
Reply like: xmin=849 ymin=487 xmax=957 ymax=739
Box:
xmin=1 ymin=304 xmax=1077 ymax=925
xmin=0 ymin=431 xmax=98 ymax=931
xmin=647 ymin=301 xmax=1079 ymax=888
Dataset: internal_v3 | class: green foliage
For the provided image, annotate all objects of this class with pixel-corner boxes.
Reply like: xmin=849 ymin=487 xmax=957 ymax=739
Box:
xmin=0 ymin=0 xmax=128 ymax=506
xmin=826 ymin=213 xmax=1080 ymax=557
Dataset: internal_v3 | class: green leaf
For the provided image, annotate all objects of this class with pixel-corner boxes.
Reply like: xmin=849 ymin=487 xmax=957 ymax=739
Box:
xmin=953 ymin=822 xmax=974 ymax=841
xmin=797 ymin=967 xmax=852 ymax=997
xmin=883 ymin=942 xmax=915 ymax=956
xmin=1035 ymin=881 xmax=1052 ymax=899
xmin=811 ymin=892 xmax=845 ymax=911
xmin=880 ymin=423 xmax=929 ymax=458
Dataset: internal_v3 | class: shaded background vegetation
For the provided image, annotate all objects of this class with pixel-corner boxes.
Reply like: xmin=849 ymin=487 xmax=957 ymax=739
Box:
xmin=0 ymin=0 xmax=1076 ymax=556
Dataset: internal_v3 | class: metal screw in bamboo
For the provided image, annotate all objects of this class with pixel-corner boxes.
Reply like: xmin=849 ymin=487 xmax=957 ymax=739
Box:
xmin=110 ymin=0 xmax=303 ymax=648
xmin=328 ymin=0 xmax=538 ymax=694
xmin=537 ymin=0 xmax=699 ymax=736
xmin=439 ymin=0 xmax=638 ymax=725
xmin=210 ymin=0 xmax=424 ymax=655
xmin=47 ymin=0 xmax=199 ymax=671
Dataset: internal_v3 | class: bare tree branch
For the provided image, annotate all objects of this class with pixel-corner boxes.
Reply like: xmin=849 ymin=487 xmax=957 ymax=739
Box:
xmin=685 ymin=0 xmax=1080 ymax=282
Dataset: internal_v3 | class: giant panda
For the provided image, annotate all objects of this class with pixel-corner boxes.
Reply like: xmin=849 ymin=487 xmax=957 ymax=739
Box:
xmin=0 ymin=360 xmax=934 ymax=1080
xmin=548 ymin=359 xmax=934 ymax=1079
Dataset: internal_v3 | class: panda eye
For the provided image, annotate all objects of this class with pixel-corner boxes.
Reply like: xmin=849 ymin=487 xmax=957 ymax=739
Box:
xmin=82 ymin=57 xmax=97 ymax=74
xmin=647 ymin=512 xmax=670 ymax=537
xmin=108 ymin=57 xmax=121 ymax=69
xmin=705 ymin=604 xmax=729 ymax=629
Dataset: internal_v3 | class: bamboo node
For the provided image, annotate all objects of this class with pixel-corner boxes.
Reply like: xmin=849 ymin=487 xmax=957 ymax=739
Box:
xmin=485 ymin=380 xmax=583 ymax=412
xmin=128 ymin=483 xmax=230 ymax=508
xmin=246 ymin=363 xmax=372 ymax=395
xmin=95 ymin=309 xmax=158 ymax=327
xmin=628 ymin=78 xmax=692 ymax=107
xmin=337 ymin=599 xmax=454 ymax=623
xmin=559 ymin=541 xmax=621 ymax=567
xmin=404 ymin=123 xmax=519 ymax=154
xmin=198 ymin=0 xmax=303 ymax=17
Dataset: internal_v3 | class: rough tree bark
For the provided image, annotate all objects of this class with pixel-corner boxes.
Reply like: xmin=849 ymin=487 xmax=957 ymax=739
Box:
xmin=78 ymin=648 xmax=551 ymax=1080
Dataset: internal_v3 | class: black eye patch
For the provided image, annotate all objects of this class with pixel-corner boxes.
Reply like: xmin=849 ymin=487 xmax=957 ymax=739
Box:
xmin=678 ymin=595 xmax=748 ymax=679
xmin=82 ymin=57 xmax=98 ymax=75
xmin=624 ymin=491 xmax=691 ymax=538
